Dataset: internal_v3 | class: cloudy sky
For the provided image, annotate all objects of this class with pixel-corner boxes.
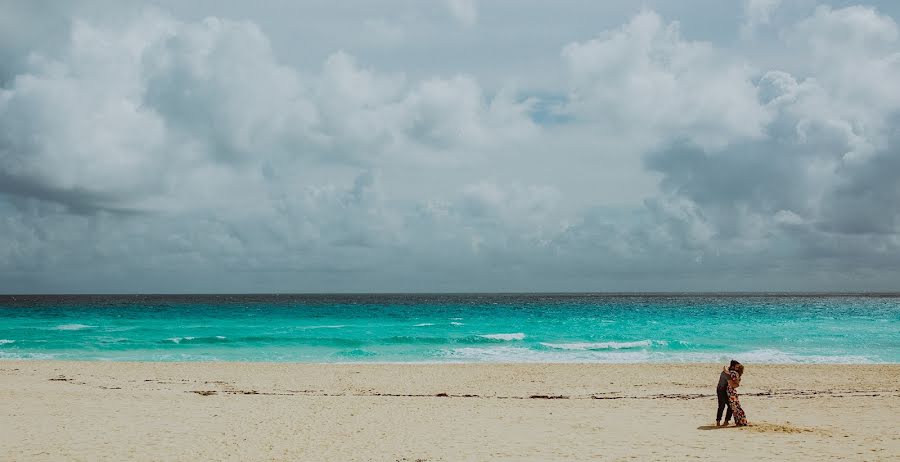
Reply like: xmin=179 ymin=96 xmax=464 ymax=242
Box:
xmin=1 ymin=0 xmax=899 ymax=293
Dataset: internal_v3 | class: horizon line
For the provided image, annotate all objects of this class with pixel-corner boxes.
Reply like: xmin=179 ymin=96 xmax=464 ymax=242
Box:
xmin=2 ymin=291 xmax=899 ymax=297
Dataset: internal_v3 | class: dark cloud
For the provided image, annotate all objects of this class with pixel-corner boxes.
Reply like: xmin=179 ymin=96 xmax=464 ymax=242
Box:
xmin=0 ymin=173 xmax=140 ymax=215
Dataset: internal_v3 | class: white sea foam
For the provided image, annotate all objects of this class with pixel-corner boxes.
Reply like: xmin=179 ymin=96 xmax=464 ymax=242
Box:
xmin=443 ymin=346 xmax=652 ymax=363
xmin=414 ymin=323 xmax=435 ymax=327
xmin=54 ymin=324 xmax=95 ymax=331
xmin=167 ymin=337 xmax=196 ymax=344
xmin=215 ymin=336 xmax=226 ymax=339
xmin=540 ymin=340 xmax=653 ymax=350
xmin=719 ymin=349 xmax=876 ymax=365
xmin=144 ymin=353 xmax=223 ymax=361
xmin=0 ymin=351 xmax=59 ymax=360
xmin=0 ymin=339 xmax=15 ymax=345
xmin=450 ymin=322 xmax=464 ymax=326
xmin=633 ymin=350 xmax=878 ymax=365
xmin=441 ymin=346 xmax=879 ymax=364
xmin=480 ymin=333 xmax=525 ymax=341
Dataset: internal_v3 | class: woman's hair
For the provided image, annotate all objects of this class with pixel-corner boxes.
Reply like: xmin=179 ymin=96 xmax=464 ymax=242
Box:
xmin=728 ymin=360 xmax=740 ymax=370
xmin=733 ymin=363 xmax=745 ymax=376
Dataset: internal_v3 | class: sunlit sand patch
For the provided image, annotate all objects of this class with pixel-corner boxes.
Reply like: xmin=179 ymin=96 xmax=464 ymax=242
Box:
xmin=741 ymin=422 xmax=822 ymax=434
xmin=698 ymin=422 xmax=824 ymax=434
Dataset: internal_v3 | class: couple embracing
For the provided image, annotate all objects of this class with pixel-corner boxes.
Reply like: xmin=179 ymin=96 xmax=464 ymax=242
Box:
xmin=715 ymin=360 xmax=748 ymax=427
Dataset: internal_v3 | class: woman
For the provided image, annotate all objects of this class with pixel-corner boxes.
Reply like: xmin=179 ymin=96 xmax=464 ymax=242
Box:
xmin=725 ymin=362 xmax=748 ymax=426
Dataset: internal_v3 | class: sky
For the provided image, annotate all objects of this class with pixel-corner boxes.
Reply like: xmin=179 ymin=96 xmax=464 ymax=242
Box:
xmin=1 ymin=0 xmax=899 ymax=293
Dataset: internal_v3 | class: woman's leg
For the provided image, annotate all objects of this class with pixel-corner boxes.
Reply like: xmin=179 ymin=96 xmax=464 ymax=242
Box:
xmin=727 ymin=389 xmax=747 ymax=426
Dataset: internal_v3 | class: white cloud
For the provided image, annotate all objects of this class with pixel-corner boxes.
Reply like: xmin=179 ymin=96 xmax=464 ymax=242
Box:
xmin=400 ymin=77 xmax=536 ymax=151
xmin=445 ymin=0 xmax=477 ymax=27
xmin=562 ymin=10 xmax=770 ymax=150
xmin=0 ymin=8 xmax=535 ymax=213
xmin=788 ymin=5 xmax=900 ymax=128
xmin=741 ymin=0 xmax=782 ymax=37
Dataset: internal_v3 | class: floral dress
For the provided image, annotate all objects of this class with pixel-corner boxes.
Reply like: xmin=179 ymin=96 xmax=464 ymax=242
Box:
xmin=727 ymin=371 xmax=748 ymax=426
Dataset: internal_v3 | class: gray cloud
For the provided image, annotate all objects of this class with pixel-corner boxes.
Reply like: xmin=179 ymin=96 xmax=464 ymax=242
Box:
xmin=642 ymin=5 xmax=900 ymax=275
xmin=1 ymin=1 xmax=900 ymax=292
xmin=0 ymin=172 xmax=140 ymax=215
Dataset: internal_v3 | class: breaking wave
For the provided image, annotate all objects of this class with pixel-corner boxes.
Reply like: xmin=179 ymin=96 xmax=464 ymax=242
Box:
xmin=479 ymin=333 xmax=525 ymax=341
xmin=53 ymin=324 xmax=95 ymax=331
xmin=540 ymin=340 xmax=654 ymax=350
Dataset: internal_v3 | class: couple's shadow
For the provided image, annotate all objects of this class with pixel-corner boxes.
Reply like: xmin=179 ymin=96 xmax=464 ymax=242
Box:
xmin=697 ymin=425 xmax=739 ymax=430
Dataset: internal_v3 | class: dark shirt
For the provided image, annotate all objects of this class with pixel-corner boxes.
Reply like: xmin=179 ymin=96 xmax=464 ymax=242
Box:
xmin=717 ymin=370 xmax=730 ymax=389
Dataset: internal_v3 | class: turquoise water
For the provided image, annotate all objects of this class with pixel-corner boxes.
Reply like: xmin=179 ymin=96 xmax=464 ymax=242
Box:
xmin=1 ymin=294 xmax=898 ymax=363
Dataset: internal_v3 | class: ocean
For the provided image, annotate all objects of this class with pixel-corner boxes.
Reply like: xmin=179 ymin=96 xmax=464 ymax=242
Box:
xmin=1 ymin=294 xmax=898 ymax=363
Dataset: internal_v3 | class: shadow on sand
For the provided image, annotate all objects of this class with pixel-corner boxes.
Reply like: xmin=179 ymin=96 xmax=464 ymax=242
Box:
xmin=697 ymin=425 xmax=739 ymax=430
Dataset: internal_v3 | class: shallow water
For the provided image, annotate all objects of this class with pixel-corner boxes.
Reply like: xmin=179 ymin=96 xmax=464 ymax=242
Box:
xmin=1 ymin=294 xmax=898 ymax=363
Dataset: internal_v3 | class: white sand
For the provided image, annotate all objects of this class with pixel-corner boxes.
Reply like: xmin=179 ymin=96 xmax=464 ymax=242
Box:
xmin=1 ymin=362 xmax=898 ymax=461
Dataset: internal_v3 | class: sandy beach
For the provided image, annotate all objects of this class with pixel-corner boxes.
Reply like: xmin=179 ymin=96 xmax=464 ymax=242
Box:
xmin=1 ymin=362 xmax=898 ymax=461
